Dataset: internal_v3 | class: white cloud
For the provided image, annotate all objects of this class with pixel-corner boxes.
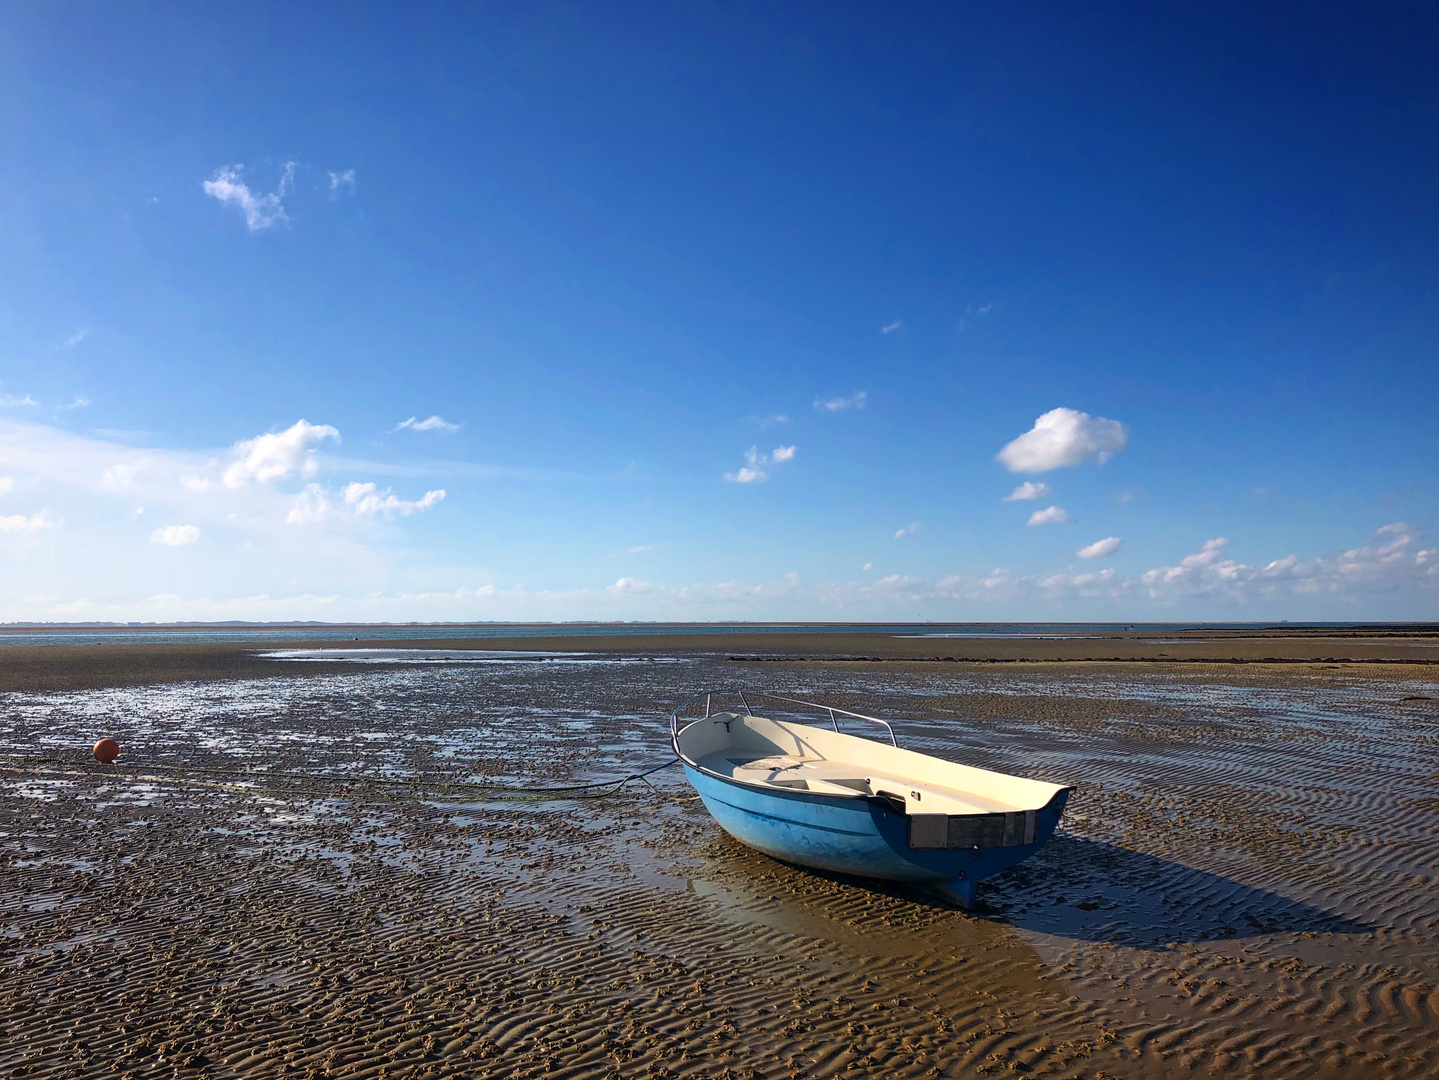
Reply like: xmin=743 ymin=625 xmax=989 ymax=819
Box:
xmin=223 ymin=420 xmax=340 ymax=488
xmin=881 ymin=321 xmax=903 ymax=334
xmin=341 ymin=482 xmax=445 ymax=518
xmin=814 ymin=391 xmax=867 ymax=413
xmin=1077 ymin=536 xmax=1123 ymax=559
xmin=57 ymin=397 xmax=90 ymax=410
xmin=1 ymin=394 xmax=39 ymax=407
xmin=1003 ymin=481 xmax=1051 ymax=502
xmin=0 ymin=476 xmax=11 ymax=495
xmin=286 ymin=484 xmax=332 ymax=525
xmin=997 ymin=407 xmax=1128 ymax=473
xmin=60 ymin=329 xmax=87 ymax=349
xmin=862 ymin=562 xmax=872 ymax=571
xmin=202 ymin=162 xmax=295 ymax=233
xmin=328 ymin=169 xmax=357 ymax=194
xmin=1136 ymin=524 xmax=1435 ymax=602
xmin=0 ymin=510 xmax=53 ymax=533
xmin=150 ymin=524 xmax=200 ymax=546
xmin=1180 ymin=537 xmax=1228 ymax=568
xmin=395 ymin=415 xmax=460 ymax=434
xmin=894 ymin=522 xmax=920 ymax=539
xmin=745 ymin=413 xmax=790 ymax=429
xmin=627 ymin=542 xmax=667 ymax=554
xmin=725 ymin=444 xmax=797 ymax=484
xmin=608 ymin=577 xmax=650 ymax=594
xmin=1027 ymin=505 xmax=1070 ymax=526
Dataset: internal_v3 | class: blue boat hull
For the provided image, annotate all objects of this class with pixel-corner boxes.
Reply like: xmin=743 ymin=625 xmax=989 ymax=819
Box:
xmin=686 ymin=764 xmax=1069 ymax=906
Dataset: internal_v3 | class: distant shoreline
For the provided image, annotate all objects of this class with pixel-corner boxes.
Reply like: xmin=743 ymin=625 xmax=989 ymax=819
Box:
xmin=1 ymin=627 xmax=1437 ymax=693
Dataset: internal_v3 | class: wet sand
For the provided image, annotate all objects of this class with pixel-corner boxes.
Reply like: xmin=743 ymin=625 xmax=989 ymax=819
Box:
xmin=2 ymin=634 xmax=1437 ymax=1078
xmin=1 ymin=623 xmax=1436 ymax=693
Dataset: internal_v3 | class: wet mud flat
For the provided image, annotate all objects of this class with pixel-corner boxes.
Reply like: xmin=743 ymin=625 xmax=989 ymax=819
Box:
xmin=1 ymin=653 xmax=1438 ymax=1079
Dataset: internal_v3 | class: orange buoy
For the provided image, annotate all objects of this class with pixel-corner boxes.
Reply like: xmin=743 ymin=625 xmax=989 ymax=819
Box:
xmin=93 ymin=738 xmax=120 ymax=764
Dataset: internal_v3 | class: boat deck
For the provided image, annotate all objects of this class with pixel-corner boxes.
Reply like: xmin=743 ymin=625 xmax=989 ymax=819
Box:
xmin=696 ymin=750 xmax=1019 ymax=816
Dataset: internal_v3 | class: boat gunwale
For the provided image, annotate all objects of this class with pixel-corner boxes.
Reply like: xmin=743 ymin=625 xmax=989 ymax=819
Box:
xmin=670 ymin=689 xmax=1073 ymax=813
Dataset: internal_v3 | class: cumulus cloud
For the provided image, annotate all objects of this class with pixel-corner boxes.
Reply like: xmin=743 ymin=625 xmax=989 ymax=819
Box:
xmin=223 ymin=420 xmax=340 ymax=488
xmin=814 ymin=391 xmax=867 ymax=413
xmin=0 ymin=476 xmax=11 ymax=495
xmin=1027 ymin=506 xmax=1070 ymax=526
xmin=1077 ymin=536 xmax=1123 ymax=559
xmin=1136 ymin=524 xmax=1435 ymax=601
xmin=881 ymin=321 xmax=903 ymax=334
xmin=328 ymin=169 xmax=357 ymax=194
xmin=0 ymin=510 xmax=53 ymax=533
xmin=150 ymin=524 xmax=200 ymax=546
xmin=894 ymin=522 xmax=920 ymax=539
xmin=1181 ymin=537 xmax=1228 ymax=568
xmin=997 ymin=407 xmax=1128 ymax=473
xmin=202 ymin=162 xmax=295 ymax=233
xmin=1003 ymin=481 xmax=1051 ymax=502
xmin=341 ymin=482 xmax=445 ymax=518
xmin=286 ymin=484 xmax=332 ymax=525
xmin=395 ymin=415 xmax=460 ymax=434
xmin=724 ymin=445 xmax=797 ymax=484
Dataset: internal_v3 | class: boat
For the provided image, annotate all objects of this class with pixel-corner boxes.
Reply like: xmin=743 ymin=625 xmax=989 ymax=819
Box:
xmin=670 ymin=690 xmax=1072 ymax=906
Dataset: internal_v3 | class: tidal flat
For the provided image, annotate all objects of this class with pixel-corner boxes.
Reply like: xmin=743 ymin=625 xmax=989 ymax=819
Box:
xmin=1 ymin=637 xmax=1437 ymax=1079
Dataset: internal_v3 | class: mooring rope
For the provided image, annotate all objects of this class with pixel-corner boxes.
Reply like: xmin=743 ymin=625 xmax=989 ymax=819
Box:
xmin=0 ymin=753 xmax=684 ymax=803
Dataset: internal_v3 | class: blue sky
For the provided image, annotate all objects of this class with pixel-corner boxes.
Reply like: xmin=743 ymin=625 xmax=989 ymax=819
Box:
xmin=1 ymin=3 xmax=1436 ymax=621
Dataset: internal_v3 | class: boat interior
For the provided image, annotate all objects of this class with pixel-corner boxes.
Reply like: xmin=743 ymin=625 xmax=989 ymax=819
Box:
xmin=679 ymin=710 xmax=1063 ymax=817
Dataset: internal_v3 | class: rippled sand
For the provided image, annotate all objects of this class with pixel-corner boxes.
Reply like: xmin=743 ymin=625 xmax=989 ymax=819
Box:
xmin=2 ymin=651 xmax=1437 ymax=1078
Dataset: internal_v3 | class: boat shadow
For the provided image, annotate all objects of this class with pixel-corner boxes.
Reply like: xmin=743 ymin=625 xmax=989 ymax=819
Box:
xmin=698 ymin=831 xmax=1371 ymax=948
xmin=980 ymin=833 xmax=1373 ymax=946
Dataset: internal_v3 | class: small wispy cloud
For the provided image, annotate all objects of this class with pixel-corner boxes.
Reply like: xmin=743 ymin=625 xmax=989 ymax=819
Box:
xmin=0 ymin=510 xmax=56 ymax=533
xmin=627 ymin=542 xmax=668 ymax=554
xmin=0 ymin=476 xmax=12 ymax=495
xmin=1253 ymin=486 xmax=1276 ymax=496
xmin=59 ymin=329 xmax=87 ymax=349
xmin=150 ymin=524 xmax=200 ymax=546
xmin=1003 ymin=481 xmax=1051 ymax=502
xmin=395 ymin=415 xmax=461 ymax=434
xmin=862 ymin=562 xmax=873 ymax=571
xmin=881 ymin=320 xmax=903 ymax=334
xmin=747 ymin=413 xmax=790 ymax=429
xmin=1077 ymin=536 xmax=1122 ymax=559
xmin=608 ymin=577 xmax=651 ymax=594
xmin=342 ymin=482 xmax=446 ymax=518
xmin=0 ymin=394 xmax=40 ymax=407
xmin=814 ymin=391 xmax=867 ymax=413
xmin=203 ymin=162 xmax=295 ymax=233
xmin=894 ymin=522 xmax=920 ymax=539
xmin=724 ymin=445 xmax=797 ymax=484
xmin=328 ymin=169 xmax=357 ymax=195
xmin=976 ymin=303 xmax=994 ymax=315
xmin=57 ymin=397 xmax=90 ymax=410
xmin=1027 ymin=505 xmax=1070 ymax=526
